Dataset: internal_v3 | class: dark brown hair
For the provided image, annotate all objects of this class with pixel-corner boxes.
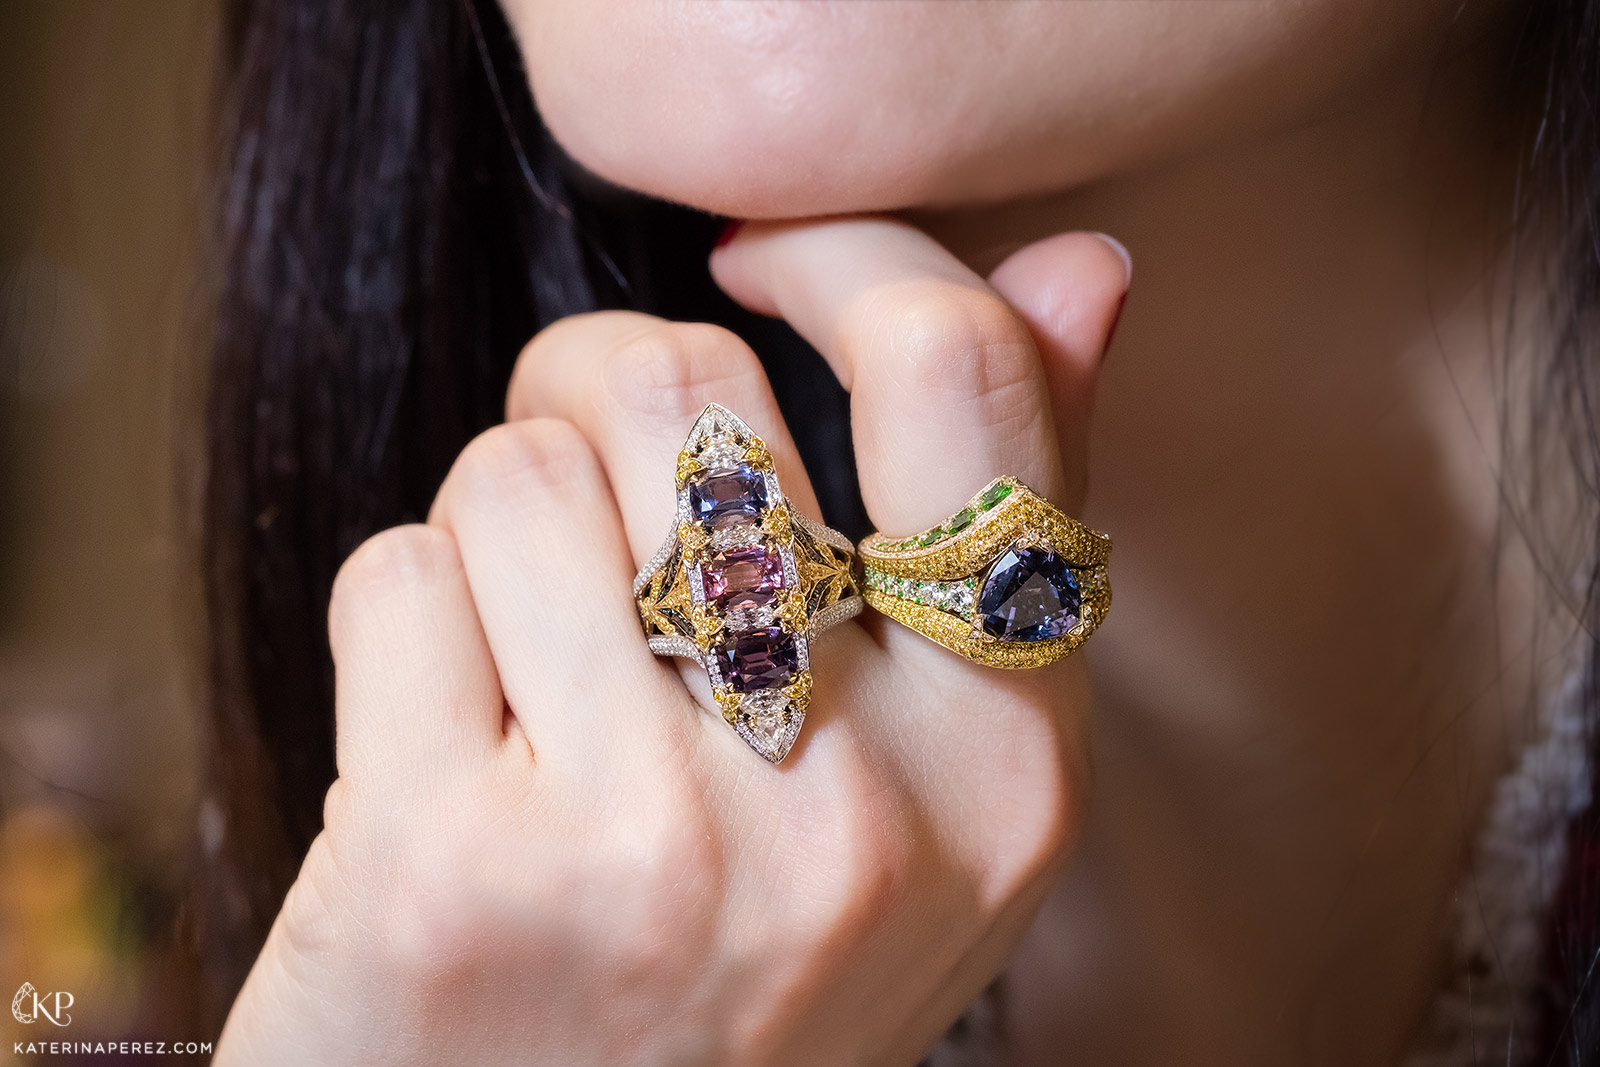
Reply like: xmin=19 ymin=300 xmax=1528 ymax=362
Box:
xmin=1516 ymin=0 xmax=1600 ymax=1058
xmin=198 ymin=0 xmax=1596 ymax=1059
xmin=195 ymin=0 xmax=859 ymax=1026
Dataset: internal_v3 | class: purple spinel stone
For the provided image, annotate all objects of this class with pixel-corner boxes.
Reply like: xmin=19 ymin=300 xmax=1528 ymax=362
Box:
xmin=702 ymin=544 xmax=785 ymax=611
xmin=688 ymin=465 xmax=768 ymax=528
xmin=717 ymin=627 xmax=798 ymax=692
xmin=977 ymin=546 xmax=1081 ymax=641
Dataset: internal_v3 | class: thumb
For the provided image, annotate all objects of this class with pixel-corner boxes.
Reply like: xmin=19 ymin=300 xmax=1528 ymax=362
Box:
xmin=986 ymin=232 xmax=1130 ymax=512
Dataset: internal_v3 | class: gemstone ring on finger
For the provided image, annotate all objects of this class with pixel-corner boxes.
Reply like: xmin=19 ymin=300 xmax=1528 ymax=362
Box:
xmin=633 ymin=404 xmax=863 ymax=763
xmin=858 ymin=477 xmax=1111 ymax=669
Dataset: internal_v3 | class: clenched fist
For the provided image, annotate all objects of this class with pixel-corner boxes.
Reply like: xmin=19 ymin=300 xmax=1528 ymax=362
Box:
xmin=215 ymin=218 xmax=1129 ymax=1066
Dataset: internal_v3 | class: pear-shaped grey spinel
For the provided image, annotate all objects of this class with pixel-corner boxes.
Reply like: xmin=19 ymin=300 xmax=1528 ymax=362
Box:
xmin=977 ymin=546 xmax=1081 ymax=641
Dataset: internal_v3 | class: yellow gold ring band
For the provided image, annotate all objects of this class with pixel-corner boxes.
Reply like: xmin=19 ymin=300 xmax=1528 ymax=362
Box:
xmin=858 ymin=477 xmax=1110 ymax=669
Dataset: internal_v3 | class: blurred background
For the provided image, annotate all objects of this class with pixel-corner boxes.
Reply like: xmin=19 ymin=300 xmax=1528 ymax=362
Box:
xmin=2 ymin=0 xmax=217 ymax=1053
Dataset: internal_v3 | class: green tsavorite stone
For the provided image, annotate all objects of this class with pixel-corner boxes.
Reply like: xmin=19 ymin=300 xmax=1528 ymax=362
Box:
xmin=945 ymin=506 xmax=976 ymax=534
xmin=978 ymin=482 xmax=1013 ymax=510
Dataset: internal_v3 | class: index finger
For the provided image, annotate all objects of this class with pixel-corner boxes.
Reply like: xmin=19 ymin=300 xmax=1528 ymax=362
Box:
xmin=710 ymin=218 xmax=1128 ymax=530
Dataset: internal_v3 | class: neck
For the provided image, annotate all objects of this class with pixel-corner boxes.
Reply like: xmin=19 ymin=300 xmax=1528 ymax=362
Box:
xmin=913 ymin=44 xmax=1570 ymax=1067
xmin=918 ymin=31 xmax=1517 ymax=316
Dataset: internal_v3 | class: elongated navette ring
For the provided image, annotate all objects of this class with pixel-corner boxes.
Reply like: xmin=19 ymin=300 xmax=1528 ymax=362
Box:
xmin=858 ymin=478 xmax=1111 ymax=669
xmin=633 ymin=405 xmax=863 ymax=763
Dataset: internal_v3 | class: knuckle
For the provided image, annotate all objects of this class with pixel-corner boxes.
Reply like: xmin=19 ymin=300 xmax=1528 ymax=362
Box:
xmin=509 ymin=788 xmax=722 ymax=990
xmin=506 ymin=310 xmax=655 ymax=419
xmin=328 ymin=525 xmax=461 ymax=638
xmin=600 ymin=321 xmax=761 ymax=425
xmin=448 ymin=418 xmax=598 ymax=508
xmin=860 ymin=281 xmax=1039 ymax=413
xmin=598 ymin=778 xmax=722 ymax=937
xmin=278 ymin=833 xmax=346 ymax=966
xmin=319 ymin=776 xmax=359 ymax=832
xmin=974 ymin=720 xmax=1086 ymax=909
xmin=790 ymin=775 xmax=915 ymax=952
xmin=288 ymin=781 xmax=511 ymax=992
xmin=614 ymin=785 xmax=722 ymax=899
xmin=334 ymin=525 xmax=460 ymax=595
xmin=380 ymin=812 xmax=499 ymax=981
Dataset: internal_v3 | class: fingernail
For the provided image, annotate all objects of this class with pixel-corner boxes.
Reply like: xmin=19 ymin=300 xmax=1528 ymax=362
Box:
xmin=1103 ymin=292 xmax=1128 ymax=359
xmin=1091 ymin=231 xmax=1133 ymax=288
xmin=715 ymin=219 xmax=745 ymax=249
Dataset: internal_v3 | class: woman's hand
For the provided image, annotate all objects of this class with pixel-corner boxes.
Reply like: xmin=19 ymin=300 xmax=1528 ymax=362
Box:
xmin=214 ymin=217 xmax=1129 ymax=1066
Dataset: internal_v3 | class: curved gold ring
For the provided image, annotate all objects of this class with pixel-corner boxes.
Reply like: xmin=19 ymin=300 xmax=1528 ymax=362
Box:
xmin=858 ymin=477 xmax=1110 ymax=668
xmin=633 ymin=404 xmax=862 ymax=762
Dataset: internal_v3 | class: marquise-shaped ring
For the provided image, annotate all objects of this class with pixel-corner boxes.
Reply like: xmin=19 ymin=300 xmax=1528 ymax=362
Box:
xmin=632 ymin=404 xmax=864 ymax=763
xmin=857 ymin=477 xmax=1111 ymax=669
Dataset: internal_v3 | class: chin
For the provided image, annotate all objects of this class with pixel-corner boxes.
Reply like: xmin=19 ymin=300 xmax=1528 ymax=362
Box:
xmin=518 ymin=4 xmax=1103 ymax=219
xmin=539 ymin=99 xmax=1121 ymax=221
xmin=536 ymin=85 xmax=980 ymax=220
xmin=522 ymin=2 xmax=923 ymax=217
xmin=508 ymin=0 xmax=1479 ymax=220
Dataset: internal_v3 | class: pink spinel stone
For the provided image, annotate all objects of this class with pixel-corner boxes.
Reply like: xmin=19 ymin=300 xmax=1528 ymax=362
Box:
xmin=701 ymin=544 xmax=786 ymax=611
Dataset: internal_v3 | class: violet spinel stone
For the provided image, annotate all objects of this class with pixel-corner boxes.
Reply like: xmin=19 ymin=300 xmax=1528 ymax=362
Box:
xmin=689 ymin=464 xmax=768 ymax=528
xmin=717 ymin=627 xmax=799 ymax=692
xmin=702 ymin=544 xmax=786 ymax=611
xmin=977 ymin=546 xmax=1082 ymax=642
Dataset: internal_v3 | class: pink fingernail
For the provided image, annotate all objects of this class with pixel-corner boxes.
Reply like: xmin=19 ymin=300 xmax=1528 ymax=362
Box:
xmin=1091 ymin=232 xmax=1133 ymax=287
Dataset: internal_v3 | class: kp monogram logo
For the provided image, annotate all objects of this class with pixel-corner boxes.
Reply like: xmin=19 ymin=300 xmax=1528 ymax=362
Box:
xmin=11 ymin=982 xmax=73 ymax=1026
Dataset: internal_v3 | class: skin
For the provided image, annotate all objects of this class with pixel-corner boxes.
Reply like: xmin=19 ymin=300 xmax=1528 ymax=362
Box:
xmin=515 ymin=0 xmax=1485 ymax=217
xmin=220 ymin=1 xmax=1572 ymax=1064
xmin=217 ymin=226 xmax=1129 ymax=1065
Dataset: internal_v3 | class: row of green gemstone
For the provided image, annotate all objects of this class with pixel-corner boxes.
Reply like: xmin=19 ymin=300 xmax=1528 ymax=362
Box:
xmin=875 ymin=481 xmax=1014 ymax=552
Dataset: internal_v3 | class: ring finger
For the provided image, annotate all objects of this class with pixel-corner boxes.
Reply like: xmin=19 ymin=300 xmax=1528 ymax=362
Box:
xmin=507 ymin=310 xmax=824 ymax=569
xmin=507 ymin=312 xmax=884 ymax=759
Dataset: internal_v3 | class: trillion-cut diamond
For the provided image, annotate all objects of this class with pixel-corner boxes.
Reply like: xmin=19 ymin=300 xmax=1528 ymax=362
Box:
xmin=743 ymin=710 xmax=788 ymax=747
xmin=697 ymin=437 xmax=746 ymax=470
xmin=978 ymin=545 xmax=1081 ymax=641
xmin=734 ymin=690 xmax=801 ymax=762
